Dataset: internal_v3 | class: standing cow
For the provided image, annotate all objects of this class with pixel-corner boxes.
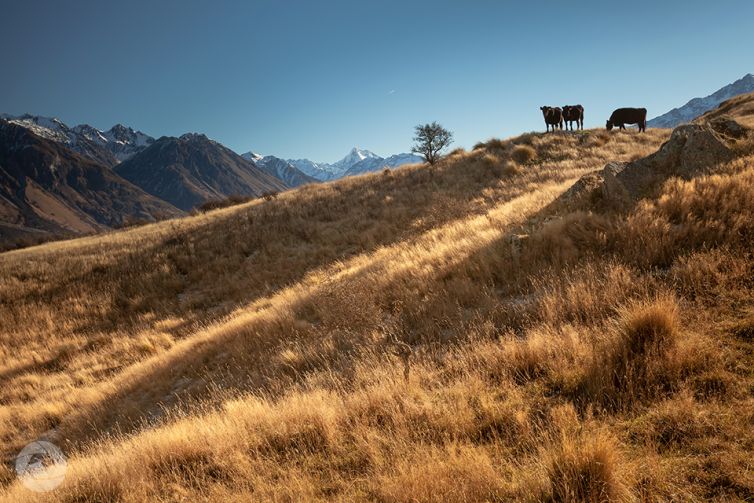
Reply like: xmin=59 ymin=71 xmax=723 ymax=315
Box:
xmin=540 ymin=106 xmax=563 ymax=132
xmin=562 ymin=105 xmax=584 ymax=131
xmin=606 ymin=108 xmax=647 ymax=132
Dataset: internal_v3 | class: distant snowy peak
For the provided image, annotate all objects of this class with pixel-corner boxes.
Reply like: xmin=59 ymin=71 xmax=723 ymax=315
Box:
xmin=0 ymin=114 xmax=154 ymax=164
xmin=1 ymin=114 xmax=71 ymax=143
xmin=344 ymin=152 xmax=423 ymax=177
xmin=330 ymin=147 xmax=380 ymax=174
xmin=241 ymin=151 xmax=264 ymax=163
xmin=282 ymin=147 xmax=423 ymax=181
xmin=287 ymin=158 xmax=341 ymax=181
xmin=648 ymin=73 xmax=754 ymax=128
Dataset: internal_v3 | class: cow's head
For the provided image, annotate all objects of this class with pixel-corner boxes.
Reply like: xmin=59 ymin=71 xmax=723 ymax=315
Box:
xmin=606 ymin=120 xmax=614 ymax=131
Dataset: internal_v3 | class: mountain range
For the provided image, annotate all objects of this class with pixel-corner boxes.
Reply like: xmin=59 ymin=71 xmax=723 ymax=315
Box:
xmin=0 ymin=114 xmax=425 ymax=249
xmin=115 ymin=134 xmax=287 ymax=211
xmin=0 ymin=120 xmax=180 ymax=247
xmin=285 ymin=148 xmax=423 ymax=181
xmin=647 ymin=73 xmax=754 ymax=128
xmin=3 ymin=71 xmax=749 ymax=250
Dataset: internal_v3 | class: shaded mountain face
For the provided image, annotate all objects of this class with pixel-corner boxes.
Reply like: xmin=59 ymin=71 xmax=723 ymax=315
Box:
xmin=0 ymin=114 xmax=155 ymax=167
xmin=0 ymin=120 xmax=182 ymax=248
xmin=241 ymin=153 xmax=317 ymax=188
xmin=648 ymin=73 xmax=754 ymax=128
xmin=115 ymin=133 xmax=287 ymax=211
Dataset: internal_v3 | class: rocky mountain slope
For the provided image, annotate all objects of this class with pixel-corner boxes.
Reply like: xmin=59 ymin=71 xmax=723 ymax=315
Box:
xmin=241 ymin=152 xmax=317 ymax=187
xmin=0 ymin=120 xmax=181 ymax=249
xmin=115 ymin=133 xmax=287 ymax=211
xmin=0 ymin=114 xmax=155 ymax=166
xmin=648 ymin=73 xmax=754 ymax=128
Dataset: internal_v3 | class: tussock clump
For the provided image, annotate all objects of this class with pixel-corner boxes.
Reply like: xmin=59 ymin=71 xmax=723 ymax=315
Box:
xmin=620 ymin=165 xmax=754 ymax=267
xmin=512 ymin=144 xmax=537 ymax=164
xmin=502 ymin=160 xmax=522 ymax=176
xmin=525 ymin=405 xmax=634 ymax=503
xmin=581 ymin=296 xmax=681 ymax=408
xmin=629 ymin=392 xmax=717 ymax=451
xmin=374 ymin=445 xmax=505 ymax=503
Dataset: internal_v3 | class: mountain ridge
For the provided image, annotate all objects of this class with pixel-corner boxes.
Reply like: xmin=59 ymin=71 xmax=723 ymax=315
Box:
xmin=0 ymin=119 xmax=181 ymax=249
xmin=648 ymin=73 xmax=754 ymax=128
xmin=115 ymin=133 xmax=287 ymax=211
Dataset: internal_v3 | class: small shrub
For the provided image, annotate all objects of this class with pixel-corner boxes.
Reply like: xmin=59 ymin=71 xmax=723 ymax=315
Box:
xmin=197 ymin=195 xmax=252 ymax=213
xmin=511 ymin=145 xmax=537 ymax=164
xmin=262 ymin=190 xmax=279 ymax=201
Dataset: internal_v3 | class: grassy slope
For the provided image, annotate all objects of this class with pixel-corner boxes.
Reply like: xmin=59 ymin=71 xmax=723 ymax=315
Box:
xmin=1 ymin=113 xmax=753 ymax=501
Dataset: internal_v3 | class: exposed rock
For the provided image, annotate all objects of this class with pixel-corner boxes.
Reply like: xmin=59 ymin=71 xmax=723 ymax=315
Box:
xmin=557 ymin=120 xmax=745 ymax=213
xmin=709 ymin=117 xmax=747 ymax=139
xmin=601 ymin=162 xmax=630 ymax=208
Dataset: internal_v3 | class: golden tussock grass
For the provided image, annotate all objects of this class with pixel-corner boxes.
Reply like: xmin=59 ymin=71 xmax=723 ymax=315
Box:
xmin=1 ymin=122 xmax=754 ymax=501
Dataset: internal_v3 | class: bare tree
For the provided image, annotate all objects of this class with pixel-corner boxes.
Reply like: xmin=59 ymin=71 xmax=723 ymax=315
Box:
xmin=411 ymin=122 xmax=453 ymax=165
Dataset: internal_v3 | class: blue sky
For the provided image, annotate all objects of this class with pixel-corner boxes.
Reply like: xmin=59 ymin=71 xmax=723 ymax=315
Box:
xmin=1 ymin=0 xmax=752 ymax=162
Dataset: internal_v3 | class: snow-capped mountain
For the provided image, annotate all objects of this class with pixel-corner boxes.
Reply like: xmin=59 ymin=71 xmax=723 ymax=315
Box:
xmin=287 ymin=158 xmax=341 ymax=181
xmin=99 ymin=124 xmax=154 ymax=162
xmin=330 ymin=147 xmax=380 ymax=176
xmin=648 ymin=73 xmax=754 ymax=128
xmin=243 ymin=151 xmax=264 ymax=163
xmin=241 ymin=152 xmax=317 ymax=188
xmin=285 ymin=147 xmax=423 ymax=181
xmin=0 ymin=114 xmax=154 ymax=165
xmin=344 ymin=152 xmax=423 ymax=177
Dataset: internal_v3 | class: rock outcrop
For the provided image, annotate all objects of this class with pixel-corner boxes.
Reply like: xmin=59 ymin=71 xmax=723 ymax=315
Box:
xmin=552 ymin=120 xmax=746 ymax=213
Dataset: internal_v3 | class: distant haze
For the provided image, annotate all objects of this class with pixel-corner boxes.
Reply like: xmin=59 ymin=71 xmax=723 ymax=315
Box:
xmin=1 ymin=0 xmax=752 ymax=160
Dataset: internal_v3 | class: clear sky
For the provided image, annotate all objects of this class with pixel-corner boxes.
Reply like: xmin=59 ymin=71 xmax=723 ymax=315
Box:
xmin=2 ymin=0 xmax=752 ymax=162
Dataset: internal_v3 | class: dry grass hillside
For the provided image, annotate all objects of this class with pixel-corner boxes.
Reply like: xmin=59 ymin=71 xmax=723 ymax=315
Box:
xmin=1 ymin=98 xmax=753 ymax=501
xmin=698 ymin=90 xmax=754 ymax=128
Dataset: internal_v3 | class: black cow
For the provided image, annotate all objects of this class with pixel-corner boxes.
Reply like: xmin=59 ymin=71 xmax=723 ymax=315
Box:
xmin=540 ymin=106 xmax=563 ymax=132
xmin=606 ymin=108 xmax=647 ymax=132
xmin=562 ymin=105 xmax=584 ymax=131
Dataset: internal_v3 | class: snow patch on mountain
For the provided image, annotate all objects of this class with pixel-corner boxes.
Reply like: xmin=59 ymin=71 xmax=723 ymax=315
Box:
xmin=648 ymin=73 xmax=754 ymax=128
xmin=242 ymin=153 xmax=317 ymax=188
xmin=284 ymin=148 xmax=423 ymax=181
xmin=0 ymin=114 xmax=154 ymax=164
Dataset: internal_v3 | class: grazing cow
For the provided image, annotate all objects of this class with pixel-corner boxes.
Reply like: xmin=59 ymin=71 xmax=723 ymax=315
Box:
xmin=562 ymin=105 xmax=584 ymax=131
xmin=540 ymin=106 xmax=563 ymax=132
xmin=606 ymin=108 xmax=647 ymax=132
